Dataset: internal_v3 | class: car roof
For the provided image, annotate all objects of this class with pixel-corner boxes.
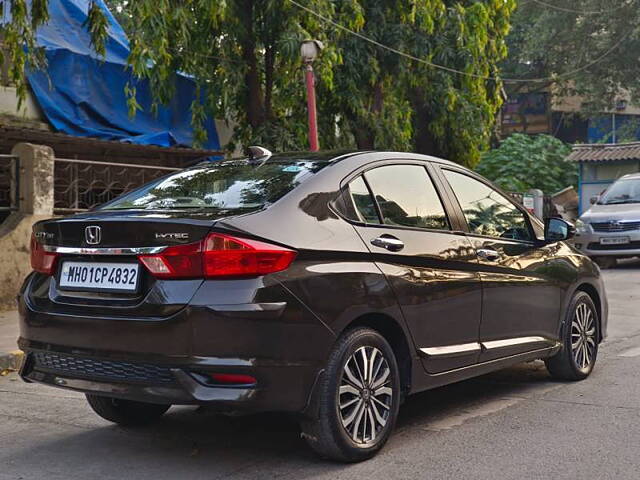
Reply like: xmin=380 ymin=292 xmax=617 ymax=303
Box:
xmin=196 ymin=150 xmax=462 ymax=169
xmin=620 ymin=172 xmax=640 ymax=180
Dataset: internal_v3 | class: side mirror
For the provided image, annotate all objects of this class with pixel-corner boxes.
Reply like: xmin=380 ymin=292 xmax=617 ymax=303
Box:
xmin=590 ymin=195 xmax=600 ymax=205
xmin=544 ymin=218 xmax=575 ymax=243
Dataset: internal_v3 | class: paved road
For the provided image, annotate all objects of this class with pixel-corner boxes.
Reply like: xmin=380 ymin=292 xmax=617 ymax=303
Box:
xmin=2 ymin=263 xmax=640 ymax=480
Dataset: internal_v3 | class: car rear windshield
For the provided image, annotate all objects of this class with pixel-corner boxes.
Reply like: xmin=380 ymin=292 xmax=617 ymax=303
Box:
xmin=599 ymin=178 xmax=640 ymax=205
xmin=100 ymin=160 xmax=328 ymax=211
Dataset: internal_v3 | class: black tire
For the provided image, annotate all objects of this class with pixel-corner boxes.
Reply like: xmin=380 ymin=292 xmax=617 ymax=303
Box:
xmin=85 ymin=394 xmax=170 ymax=426
xmin=545 ymin=291 xmax=599 ymax=381
xmin=300 ymin=327 xmax=401 ymax=462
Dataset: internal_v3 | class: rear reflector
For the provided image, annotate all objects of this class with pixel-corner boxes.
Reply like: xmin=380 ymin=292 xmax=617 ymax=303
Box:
xmin=138 ymin=233 xmax=296 ymax=279
xmin=30 ymin=234 xmax=58 ymax=275
xmin=208 ymin=373 xmax=257 ymax=386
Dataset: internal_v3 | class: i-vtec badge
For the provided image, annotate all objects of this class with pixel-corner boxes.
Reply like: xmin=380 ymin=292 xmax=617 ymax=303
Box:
xmin=155 ymin=232 xmax=189 ymax=241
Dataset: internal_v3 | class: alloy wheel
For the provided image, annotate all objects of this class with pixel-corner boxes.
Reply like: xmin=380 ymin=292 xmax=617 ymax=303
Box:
xmin=571 ymin=302 xmax=597 ymax=372
xmin=338 ymin=346 xmax=393 ymax=446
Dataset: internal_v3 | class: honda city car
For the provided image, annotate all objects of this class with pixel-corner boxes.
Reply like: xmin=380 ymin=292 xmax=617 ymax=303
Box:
xmin=18 ymin=149 xmax=607 ymax=462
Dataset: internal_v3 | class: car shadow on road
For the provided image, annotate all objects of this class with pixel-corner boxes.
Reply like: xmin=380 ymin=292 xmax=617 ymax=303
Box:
xmin=612 ymin=258 xmax=640 ymax=270
xmin=6 ymin=362 xmax=558 ymax=478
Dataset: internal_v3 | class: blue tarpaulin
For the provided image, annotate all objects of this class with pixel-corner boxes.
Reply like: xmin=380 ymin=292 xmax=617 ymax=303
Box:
xmin=2 ymin=0 xmax=220 ymax=149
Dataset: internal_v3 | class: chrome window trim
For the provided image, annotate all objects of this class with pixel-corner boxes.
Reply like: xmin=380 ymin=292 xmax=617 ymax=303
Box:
xmin=42 ymin=246 xmax=167 ymax=255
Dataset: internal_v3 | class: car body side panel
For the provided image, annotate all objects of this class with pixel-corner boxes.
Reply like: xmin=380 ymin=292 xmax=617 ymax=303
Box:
xmin=557 ymin=249 xmax=608 ymax=340
xmin=188 ymin=277 xmax=335 ymax=363
xmin=468 ymin=237 xmax=567 ymax=361
xmin=272 ymin=256 xmax=427 ymax=394
xmin=350 ymin=225 xmax=483 ymax=374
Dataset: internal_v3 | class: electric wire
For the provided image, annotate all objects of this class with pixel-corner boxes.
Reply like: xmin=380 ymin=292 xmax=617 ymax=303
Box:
xmin=287 ymin=0 xmax=633 ymax=84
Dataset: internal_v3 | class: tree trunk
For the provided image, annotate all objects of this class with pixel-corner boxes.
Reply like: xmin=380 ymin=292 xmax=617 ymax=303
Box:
xmin=353 ymin=124 xmax=375 ymax=149
xmin=411 ymin=88 xmax=443 ymax=157
xmin=240 ymin=0 xmax=265 ymax=129
xmin=350 ymin=81 xmax=385 ymax=149
xmin=264 ymin=44 xmax=275 ymax=121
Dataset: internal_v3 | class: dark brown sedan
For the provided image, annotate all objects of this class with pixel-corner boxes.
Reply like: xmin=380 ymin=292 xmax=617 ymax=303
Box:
xmin=18 ymin=149 xmax=607 ymax=462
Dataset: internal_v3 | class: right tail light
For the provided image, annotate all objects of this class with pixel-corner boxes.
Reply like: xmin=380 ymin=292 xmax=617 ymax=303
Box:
xmin=138 ymin=233 xmax=296 ymax=279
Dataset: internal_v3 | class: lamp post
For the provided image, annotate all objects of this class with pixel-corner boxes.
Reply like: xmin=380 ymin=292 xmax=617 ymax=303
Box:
xmin=301 ymin=40 xmax=323 ymax=152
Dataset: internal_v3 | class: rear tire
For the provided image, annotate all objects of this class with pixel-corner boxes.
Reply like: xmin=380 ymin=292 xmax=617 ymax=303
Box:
xmin=545 ymin=291 xmax=599 ymax=381
xmin=300 ymin=327 xmax=401 ymax=462
xmin=85 ymin=394 xmax=170 ymax=426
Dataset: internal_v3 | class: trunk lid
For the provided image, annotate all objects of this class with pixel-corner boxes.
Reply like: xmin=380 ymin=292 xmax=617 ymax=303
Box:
xmin=34 ymin=210 xmax=223 ymax=249
xmin=28 ymin=210 xmax=239 ymax=318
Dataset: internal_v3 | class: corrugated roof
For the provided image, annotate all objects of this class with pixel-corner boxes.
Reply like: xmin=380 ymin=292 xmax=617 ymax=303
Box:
xmin=568 ymin=142 xmax=640 ymax=162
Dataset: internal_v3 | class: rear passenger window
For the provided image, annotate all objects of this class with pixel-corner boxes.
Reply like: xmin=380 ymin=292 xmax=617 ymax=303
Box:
xmin=364 ymin=165 xmax=449 ymax=230
xmin=348 ymin=176 xmax=380 ymax=223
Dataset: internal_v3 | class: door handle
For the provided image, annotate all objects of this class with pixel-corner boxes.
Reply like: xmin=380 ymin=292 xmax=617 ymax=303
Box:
xmin=477 ymin=248 xmax=500 ymax=261
xmin=371 ymin=234 xmax=405 ymax=252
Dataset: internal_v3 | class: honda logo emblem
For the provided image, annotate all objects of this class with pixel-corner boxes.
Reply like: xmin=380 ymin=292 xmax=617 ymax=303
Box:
xmin=85 ymin=226 xmax=102 ymax=245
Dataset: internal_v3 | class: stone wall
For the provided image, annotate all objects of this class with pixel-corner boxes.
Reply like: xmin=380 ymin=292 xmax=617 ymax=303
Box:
xmin=0 ymin=143 xmax=55 ymax=309
xmin=0 ymin=213 xmax=50 ymax=309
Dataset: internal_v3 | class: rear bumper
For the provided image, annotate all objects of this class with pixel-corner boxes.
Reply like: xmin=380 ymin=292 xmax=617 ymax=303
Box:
xmin=17 ymin=275 xmax=335 ymax=414
xmin=19 ymin=340 xmax=321 ymax=412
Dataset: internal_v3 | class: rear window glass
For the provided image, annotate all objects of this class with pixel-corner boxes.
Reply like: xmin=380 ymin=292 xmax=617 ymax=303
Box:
xmin=100 ymin=161 xmax=327 ymax=211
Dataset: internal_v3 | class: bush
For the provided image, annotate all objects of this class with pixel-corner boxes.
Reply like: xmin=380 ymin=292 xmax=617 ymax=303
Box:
xmin=476 ymin=134 xmax=576 ymax=194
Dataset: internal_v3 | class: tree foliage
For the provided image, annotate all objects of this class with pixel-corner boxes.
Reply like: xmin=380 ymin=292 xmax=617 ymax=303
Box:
xmin=502 ymin=0 xmax=640 ymax=114
xmin=2 ymin=0 xmax=515 ymax=166
xmin=327 ymin=0 xmax=515 ymax=166
xmin=476 ymin=133 xmax=576 ymax=194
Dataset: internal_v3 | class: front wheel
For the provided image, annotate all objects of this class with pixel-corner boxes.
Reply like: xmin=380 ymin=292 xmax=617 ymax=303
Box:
xmin=545 ymin=291 xmax=599 ymax=381
xmin=301 ymin=327 xmax=401 ymax=462
xmin=85 ymin=394 xmax=170 ymax=426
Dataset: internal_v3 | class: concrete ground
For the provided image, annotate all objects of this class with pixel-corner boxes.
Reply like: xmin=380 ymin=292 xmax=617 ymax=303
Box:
xmin=1 ymin=262 xmax=639 ymax=479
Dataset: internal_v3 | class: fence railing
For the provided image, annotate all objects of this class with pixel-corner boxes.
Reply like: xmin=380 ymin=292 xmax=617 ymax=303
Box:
xmin=53 ymin=158 xmax=180 ymax=214
xmin=0 ymin=154 xmax=20 ymax=214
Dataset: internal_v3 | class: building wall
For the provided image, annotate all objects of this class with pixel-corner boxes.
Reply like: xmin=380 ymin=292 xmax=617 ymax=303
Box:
xmin=0 ymin=213 xmax=50 ymax=309
xmin=0 ymin=87 xmax=44 ymax=121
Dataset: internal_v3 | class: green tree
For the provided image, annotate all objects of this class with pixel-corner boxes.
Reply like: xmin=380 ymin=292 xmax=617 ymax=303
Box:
xmin=2 ymin=0 xmax=515 ymax=165
xmin=502 ymin=0 xmax=640 ymax=114
xmin=476 ymin=133 xmax=575 ymax=194
xmin=321 ymin=0 xmax=516 ymax=166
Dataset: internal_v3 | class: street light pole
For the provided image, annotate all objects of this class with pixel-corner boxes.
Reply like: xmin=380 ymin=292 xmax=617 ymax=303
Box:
xmin=301 ymin=40 xmax=323 ymax=152
xmin=304 ymin=63 xmax=319 ymax=152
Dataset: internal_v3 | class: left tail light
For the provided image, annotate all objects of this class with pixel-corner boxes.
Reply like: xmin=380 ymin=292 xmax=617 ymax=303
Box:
xmin=138 ymin=233 xmax=296 ymax=279
xmin=30 ymin=234 xmax=58 ymax=275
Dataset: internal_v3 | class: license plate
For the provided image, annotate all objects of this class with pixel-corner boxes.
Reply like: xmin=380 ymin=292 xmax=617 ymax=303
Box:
xmin=599 ymin=236 xmax=630 ymax=245
xmin=59 ymin=261 xmax=140 ymax=292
